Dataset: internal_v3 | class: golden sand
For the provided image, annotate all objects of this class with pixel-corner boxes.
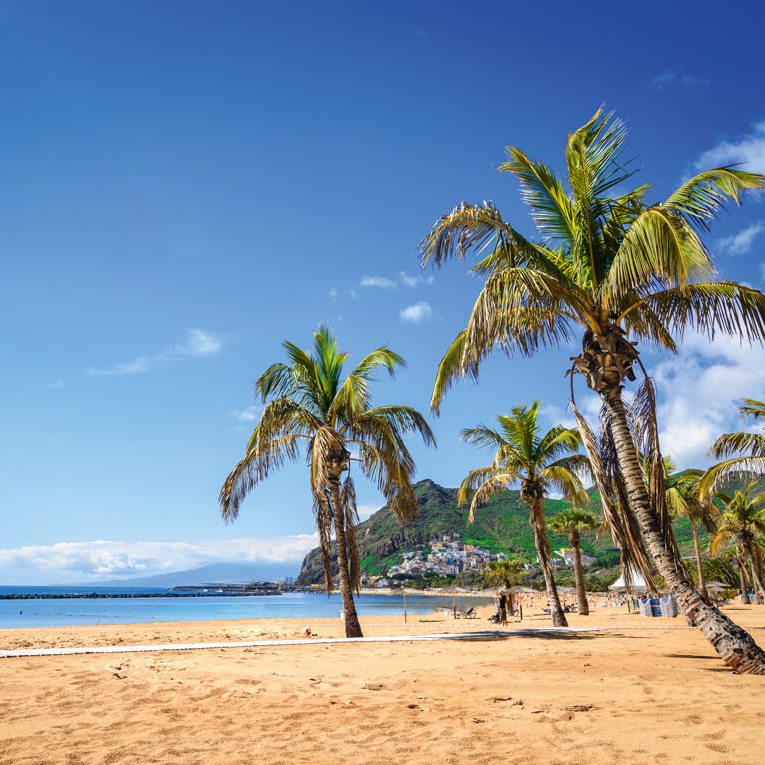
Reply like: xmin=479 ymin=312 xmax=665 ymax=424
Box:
xmin=1 ymin=601 xmax=763 ymax=764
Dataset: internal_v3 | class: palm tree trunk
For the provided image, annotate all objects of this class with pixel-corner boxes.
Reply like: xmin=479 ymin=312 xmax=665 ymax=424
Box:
xmin=328 ymin=477 xmax=363 ymax=638
xmin=747 ymin=546 xmax=765 ymax=603
xmin=605 ymin=392 xmax=765 ymax=674
xmin=528 ymin=497 xmax=567 ymax=627
xmin=570 ymin=530 xmax=589 ymax=615
xmin=738 ymin=556 xmax=751 ymax=604
xmin=689 ymin=517 xmax=708 ymax=600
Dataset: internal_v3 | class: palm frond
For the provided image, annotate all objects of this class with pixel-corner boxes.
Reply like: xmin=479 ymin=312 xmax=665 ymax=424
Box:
xmin=219 ymin=434 xmax=306 ymax=521
xmin=341 ymin=476 xmax=361 ymax=593
xmin=417 ymin=200 xmax=537 ymax=269
xmin=569 ymin=400 xmax=655 ymax=588
xmin=619 ymin=282 xmax=765 ymax=345
xmin=355 ymin=405 xmax=435 ymax=447
xmin=603 ymin=207 xmax=714 ymax=305
xmin=500 ymin=147 xmax=576 ymax=245
xmin=430 ymin=329 xmax=475 ymax=415
xmin=539 ymin=464 xmax=588 ymax=506
xmin=664 ymin=167 xmax=765 ymax=231
xmin=331 ymin=347 xmax=404 ymax=420
xmin=710 ymin=431 xmax=765 ymax=459
xmin=739 ymin=398 xmax=765 ymax=421
xmin=312 ymin=490 xmax=335 ymax=593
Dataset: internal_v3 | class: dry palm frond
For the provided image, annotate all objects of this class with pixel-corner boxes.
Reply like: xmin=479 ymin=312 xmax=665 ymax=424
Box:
xmin=341 ymin=476 xmax=361 ymax=593
xmin=630 ymin=374 xmax=689 ymax=581
xmin=569 ymin=398 xmax=655 ymax=590
xmin=313 ymin=490 xmax=335 ymax=593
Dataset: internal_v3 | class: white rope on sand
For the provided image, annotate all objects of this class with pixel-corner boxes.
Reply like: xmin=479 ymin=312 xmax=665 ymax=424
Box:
xmin=0 ymin=625 xmax=696 ymax=659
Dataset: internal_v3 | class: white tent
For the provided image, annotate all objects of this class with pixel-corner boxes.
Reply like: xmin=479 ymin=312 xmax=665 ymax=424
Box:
xmin=608 ymin=570 xmax=650 ymax=591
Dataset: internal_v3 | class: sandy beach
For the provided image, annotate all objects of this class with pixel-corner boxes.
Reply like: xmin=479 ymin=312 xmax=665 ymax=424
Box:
xmin=1 ymin=601 xmax=764 ymax=764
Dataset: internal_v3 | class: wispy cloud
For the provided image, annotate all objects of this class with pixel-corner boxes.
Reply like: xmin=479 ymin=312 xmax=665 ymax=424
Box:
xmin=233 ymin=405 xmax=261 ymax=422
xmin=89 ymin=329 xmax=221 ymax=377
xmin=694 ymin=120 xmax=765 ymax=174
xmin=399 ymin=271 xmax=434 ymax=288
xmin=328 ymin=287 xmax=339 ymax=303
xmin=360 ymin=272 xmax=433 ymax=290
xmin=45 ymin=381 xmax=64 ymax=389
xmin=652 ymin=69 xmax=709 ymax=90
xmin=88 ymin=356 xmax=151 ymax=377
xmin=360 ymin=275 xmax=397 ymax=289
xmin=400 ymin=301 xmax=433 ymax=323
xmin=718 ymin=221 xmax=765 ymax=255
xmin=167 ymin=329 xmax=221 ymax=357
xmin=0 ymin=535 xmax=319 ymax=580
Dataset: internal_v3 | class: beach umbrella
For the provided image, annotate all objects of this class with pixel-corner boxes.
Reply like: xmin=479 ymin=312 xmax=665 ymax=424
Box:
xmin=705 ymin=581 xmax=733 ymax=592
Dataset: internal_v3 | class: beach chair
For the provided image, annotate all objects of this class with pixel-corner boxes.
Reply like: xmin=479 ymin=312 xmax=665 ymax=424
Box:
xmin=463 ymin=607 xmax=476 ymax=619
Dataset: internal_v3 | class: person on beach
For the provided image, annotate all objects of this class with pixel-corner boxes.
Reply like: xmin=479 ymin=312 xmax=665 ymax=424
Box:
xmin=498 ymin=591 xmax=508 ymax=626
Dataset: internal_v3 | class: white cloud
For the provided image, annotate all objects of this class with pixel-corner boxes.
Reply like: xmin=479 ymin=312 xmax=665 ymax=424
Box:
xmin=0 ymin=535 xmax=320 ymax=581
xmin=328 ymin=287 xmax=339 ymax=302
xmin=45 ymin=381 xmax=64 ymax=389
xmin=398 ymin=271 xmax=434 ymax=288
xmin=233 ymin=405 xmax=261 ymax=422
xmin=348 ymin=289 xmax=359 ymax=300
xmin=652 ymin=69 xmax=709 ymax=90
xmin=694 ymin=120 xmax=765 ymax=174
xmin=718 ymin=221 xmax=765 ymax=255
xmin=361 ymin=275 xmax=397 ymax=289
xmin=88 ymin=356 xmax=151 ymax=376
xmin=169 ymin=328 xmax=221 ymax=357
xmin=400 ymin=301 xmax=433 ymax=323
xmin=650 ymin=333 xmax=765 ymax=467
xmin=90 ymin=329 xmax=221 ymax=377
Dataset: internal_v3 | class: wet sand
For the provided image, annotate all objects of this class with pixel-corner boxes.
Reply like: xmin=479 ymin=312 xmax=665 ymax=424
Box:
xmin=1 ymin=602 xmax=763 ymax=764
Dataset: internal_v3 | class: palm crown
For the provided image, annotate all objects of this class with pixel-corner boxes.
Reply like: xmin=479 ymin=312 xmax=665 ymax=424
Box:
xmin=548 ymin=509 xmax=600 ymax=536
xmin=710 ymin=483 xmax=765 ymax=557
xmin=700 ymin=399 xmax=765 ymax=493
xmin=419 ymin=110 xmax=765 ymax=412
xmin=219 ymin=327 xmax=435 ymax=594
xmin=457 ymin=401 xmax=589 ymax=522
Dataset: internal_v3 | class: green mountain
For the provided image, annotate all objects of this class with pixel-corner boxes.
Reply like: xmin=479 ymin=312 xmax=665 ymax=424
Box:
xmin=297 ymin=479 xmax=607 ymax=585
xmin=296 ymin=473 xmax=765 ymax=586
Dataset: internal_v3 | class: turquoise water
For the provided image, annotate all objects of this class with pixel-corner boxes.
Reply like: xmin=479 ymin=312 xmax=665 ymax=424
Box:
xmin=0 ymin=587 xmax=488 ymax=629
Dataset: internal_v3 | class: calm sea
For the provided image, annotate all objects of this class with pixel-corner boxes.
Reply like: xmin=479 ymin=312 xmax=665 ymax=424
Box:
xmin=0 ymin=587 xmax=488 ymax=629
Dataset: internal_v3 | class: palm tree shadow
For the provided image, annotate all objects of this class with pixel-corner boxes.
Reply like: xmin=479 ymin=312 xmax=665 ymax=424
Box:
xmin=439 ymin=629 xmax=600 ymax=642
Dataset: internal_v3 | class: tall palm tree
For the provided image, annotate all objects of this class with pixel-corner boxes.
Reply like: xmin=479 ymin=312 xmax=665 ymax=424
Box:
xmin=548 ymin=509 xmax=600 ymax=615
xmin=710 ymin=483 xmax=765 ymax=601
xmin=699 ymin=399 xmax=765 ymax=492
xmin=219 ymin=328 xmax=435 ymax=637
xmin=418 ymin=110 xmax=765 ymax=672
xmin=665 ymin=469 xmax=717 ymax=600
xmin=457 ymin=401 xmax=590 ymax=626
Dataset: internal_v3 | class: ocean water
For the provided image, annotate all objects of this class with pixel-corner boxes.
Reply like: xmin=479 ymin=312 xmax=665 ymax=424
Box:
xmin=0 ymin=587 xmax=489 ymax=629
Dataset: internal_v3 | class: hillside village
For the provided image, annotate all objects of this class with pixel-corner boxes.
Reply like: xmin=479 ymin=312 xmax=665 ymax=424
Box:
xmin=367 ymin=533 xmax=597 ymax=588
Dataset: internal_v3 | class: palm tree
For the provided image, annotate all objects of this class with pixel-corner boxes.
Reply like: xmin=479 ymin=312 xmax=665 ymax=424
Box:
xmin=457 ymin=401 xmax=590 ymax=626
xmin=548 ymin=509 xmax=600 ymax=615
xmin=219 ymin=327 xmax=435 ymax=637
xmin=710 ymin=483 xmax=765 ymax=602
xmin=665 ymin=469 xmax=717 ymax=600
xmin=485 ymin=558 xmax=525 ymax=615
xmin=418 ymin=109 xmax=765 ymax=672
xmin=485 ymin=558 xmax=525 ymax=589
xmin=699 ymin=399 xmax=765 ymax=492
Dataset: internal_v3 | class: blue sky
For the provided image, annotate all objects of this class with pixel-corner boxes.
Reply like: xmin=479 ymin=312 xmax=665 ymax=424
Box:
xmin=3 ymin=1 xmax=765 ymax=583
